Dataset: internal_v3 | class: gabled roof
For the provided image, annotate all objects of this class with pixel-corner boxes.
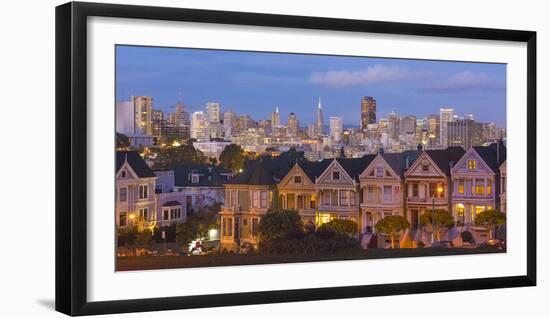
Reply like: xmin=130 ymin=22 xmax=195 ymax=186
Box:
xmin=473 ymin=141 xmax=507 ymax=173
xmin=171 ymin=164 xmax=232 ymax=187
xmin=425 ymin=147 xmax=466 ymax=176
xmin=336 ymin=155 xmax=377 ymax=182
xmin=116 ymin=151 xmax=156 ymax=178
xmin=226 ymin=154 xmax=301 ymax=186
xmin=297 ymin=159 xmax=332 ymax=182
xmin=381 ymin=150 xmax=422 ymax=177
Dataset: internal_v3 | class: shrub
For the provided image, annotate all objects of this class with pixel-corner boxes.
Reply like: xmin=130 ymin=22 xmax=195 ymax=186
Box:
xmin=319 ymin=219 xmax=358 ymax=236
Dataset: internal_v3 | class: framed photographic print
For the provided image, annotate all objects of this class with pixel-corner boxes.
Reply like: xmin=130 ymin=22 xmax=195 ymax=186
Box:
xmin=55 ymin=1 xmax=536 ymax=316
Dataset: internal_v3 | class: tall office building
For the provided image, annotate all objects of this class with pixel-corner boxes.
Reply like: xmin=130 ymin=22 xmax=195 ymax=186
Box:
xmin=287 ymin=112 xmax=299 ymax=137
xmin=447 ymin=117 xmax=483 ymax=149
xmin=271 ymin=106 xmax=281 ymax=128
xmin=401 ymin=115 xmax=417 ymax=135
xmin=206 ymin=102 xmax=221 ymax=124
xmin=440 ymin=108 xmax=455 ymax=148
xmin=223 ymin=111 xmax=237 ymax=138
xmin=115 ymin=100 xmax=135 ymax=135
xmin=191 ymin=111 xmax=209 ymax=140
xmin=388 ymin=111 xmax=400 ymax=140
xmin=360 ymin=96 xmax=377 ymax=130
xmin=132 ymin=96 xmax=154 ymax=135
xmin=316 ymin=97 xmax=324 ymax=136
xmin=151 ymin=109 xmax=164 ymax=138
xmin=330 ymin=116 xmax=343 ymax=143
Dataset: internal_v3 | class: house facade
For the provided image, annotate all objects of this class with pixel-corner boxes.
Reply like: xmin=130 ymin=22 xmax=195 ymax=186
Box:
xmin=116 ymin=151 xmax=158 ymax=229
xmin=404 ymin=148 xmax=465 ymax=235
xmin=315 ymin=156 xmax=375 ymax=226
xmin=277 ymin=160 xmax=331 ymax=226
xmin=358 ymin=151 xmax=420 ymax=234
xmin=500 ymin=160 xmax=507 ymax=213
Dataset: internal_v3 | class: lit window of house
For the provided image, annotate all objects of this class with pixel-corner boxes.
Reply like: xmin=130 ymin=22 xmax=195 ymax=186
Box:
xmin=119 ymin=187 xmax=127 ymax=202
xmin=139 ymin=184 xmax=148 ymax=199
xmin=332 ymin=171 xmax=340 ymax=180
xmin=260 ymin=191 xmax=268 ymax=208
xmin=294 ymin=176 xmax=302 ymax=184
xmin=487 ymin=180 xmax=493 ymax=195
xmin=467 ymin=160 xmax=477 ymax=170
xmin=475 ymin=178 xmax=485 ymax=195
xmin=119 ymin=212 xmax=127 ymax=227
xmin=138 ymin=208 xmax=148 ymax=220
xmin=458 ymin=179 xmax=465 ymax=194
xmin=223 ymin=217 xmax=233 ymax=236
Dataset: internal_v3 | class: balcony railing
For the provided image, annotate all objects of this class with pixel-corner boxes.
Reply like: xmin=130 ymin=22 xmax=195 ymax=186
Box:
xmin=318 ymin=204 xmax=358 ymax=212
xmin=407 ymin=197 xmax=447 ymax=204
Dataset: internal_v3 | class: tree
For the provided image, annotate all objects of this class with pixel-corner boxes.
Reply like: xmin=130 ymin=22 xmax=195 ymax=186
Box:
xmin=116 ymin=132 xmax=130 ymax=149
xmin=257 ymin=210 xmax=304 ymax=242
xmin=319 ymin=219 xmax=358 ymax=236
xmin=374 ymin=215 xmax=410 ymax=248
xmin=135 ymin=228 xmax=154 ymax=251
xmin=219 ymin=144 xmax=245 ymax=172
xmin=475 ymin=209 xmax=506 ymax=239
xmin=419 ymin=209 xmax=454 ymax=242
xmin=176 ymin=205 xmax=220 ymax=248
xmin=152 ymin=144 xmax=206 ymax=170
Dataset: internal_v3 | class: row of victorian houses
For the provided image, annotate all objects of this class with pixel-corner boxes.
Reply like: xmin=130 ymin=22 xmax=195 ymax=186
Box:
xmin=115 ymin=142 xmax=506 ymax=252
xmin=219 ymin=143 xmax=506 ymax=251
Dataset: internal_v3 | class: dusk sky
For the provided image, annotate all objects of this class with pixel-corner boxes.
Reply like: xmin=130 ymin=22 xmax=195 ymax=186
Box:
xmin=116 ymin=45 xmax=507 ymax=127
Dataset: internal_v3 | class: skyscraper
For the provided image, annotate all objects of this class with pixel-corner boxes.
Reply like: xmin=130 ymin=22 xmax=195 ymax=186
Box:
xmin=132 ymin=96 xmax=154 ymax=135
xmin=447 ymin=117 xmax=483 ymax=149
xmin=401 ymin=115 xmax=416 ymax=135
xmin=440 ymin=108 xmax=455 ymax=148
xmin=287 ymin=112 xmax=299 ymax=137
xmin=271 ymin=106 xmax=280 ymax=128
xmin=388 ymin=111 xmax=400 ymax=140
xmin=360 ymin=96 xmax=377 ymax=130
xmin=330 ymin=116 xmax=343 ymax=143
xmin=206 ymin=102 xmax=221 ymax=124
xmin=223 ymin=111 xmax=237 ymax=138
xmin=316 ymin=97 xmax=324 ymax=136
xmin=191 ymin=111 xmax=209 ymax=140
xmin=115 ymin=100 xmax=134 ymax=135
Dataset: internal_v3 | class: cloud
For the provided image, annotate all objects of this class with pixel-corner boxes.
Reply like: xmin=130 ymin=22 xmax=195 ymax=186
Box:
xmin=309 ymin=64 xmax=428 ymax=88
xmin=422 ymin=70 xmax=505 ymax=94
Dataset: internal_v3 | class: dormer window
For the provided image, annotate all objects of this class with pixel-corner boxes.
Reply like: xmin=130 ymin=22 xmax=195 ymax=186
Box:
xmin=294 ymin=176 xmax=302 ymax=184
xmin=467 ymin=160 xmax=477 ymax=171
xmin=191 ymin=174 xmax=199 ymax=184
xmin=332 ymin=171 xmax=340 ymax=180
xmin=376 ymin=167 xmax=384 ymax=177
xmin=121 ymin=170 xmax=126 ymax=178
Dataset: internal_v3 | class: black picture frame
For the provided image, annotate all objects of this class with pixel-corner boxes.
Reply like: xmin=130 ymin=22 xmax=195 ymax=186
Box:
xmin=55 ymin=1 xmax=537 ymax=316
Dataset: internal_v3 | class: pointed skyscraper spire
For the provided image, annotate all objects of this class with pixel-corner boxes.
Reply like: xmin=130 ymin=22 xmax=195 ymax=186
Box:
xmin=316 ymin=97 xmax=324 ymax=137
xmin=318 ymin=97 xmax=322 ymax=109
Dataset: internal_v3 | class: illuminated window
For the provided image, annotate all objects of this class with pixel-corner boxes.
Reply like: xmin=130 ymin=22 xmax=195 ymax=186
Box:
xmin=475 ymin=178 xmax=485 ymax=195
xmin=310 ymin=196 xmax=316 ymax=209
xmin=457 ymin=179 xmax=465 ymax=194
xmin=223 ymin=217 xmax=233 ymax=236
xmin=467 ymin=160 xmax=477 ymax=170
xmin=487 ymin=180 xmax=493 ymax=195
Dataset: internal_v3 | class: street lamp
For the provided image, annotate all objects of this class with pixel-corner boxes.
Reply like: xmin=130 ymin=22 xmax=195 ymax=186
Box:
xmin=431 ymin=186 xmax=444 ymax=244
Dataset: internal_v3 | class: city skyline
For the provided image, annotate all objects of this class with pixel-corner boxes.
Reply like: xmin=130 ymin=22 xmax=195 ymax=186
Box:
xmin=116 ymin=45 xmax=507 ymax=127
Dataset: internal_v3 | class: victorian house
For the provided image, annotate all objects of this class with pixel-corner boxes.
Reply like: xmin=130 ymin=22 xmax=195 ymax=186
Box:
xmin=219 ymin=156 xmax=295 ymax=252
xmin=277 ymin=160 xmax=331 ymax=226
xmin=450 ymin=142 xmax=506 ymax=241
xmin=116 ymin=151 xmax=158 ymax=229
xmin=315 ymin=155 xmax=376 ymax=227
xmin=404 ymin=147 xmax=465 ymax=237
xmin=359 ymin=151 xmax=421 ymax=235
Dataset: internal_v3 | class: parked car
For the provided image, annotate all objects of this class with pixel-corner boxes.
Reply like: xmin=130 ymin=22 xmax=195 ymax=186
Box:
xmin=479 ymin=239 xmax=505 ymax=250
xmin=431 ymin=241 xmax=453 ymax=248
